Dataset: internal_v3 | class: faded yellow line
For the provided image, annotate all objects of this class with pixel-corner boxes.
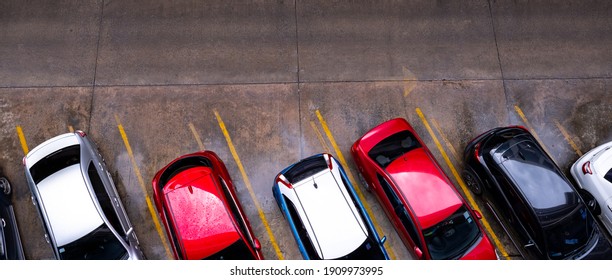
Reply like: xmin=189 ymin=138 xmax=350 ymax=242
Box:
xmin=310 ymin=121 xmax=331 ymax=154
xmin=431 ymin=118 xmax=460 ymax=163
xmin=16 ymin=126 xmax=29 ymax=155
xmin=188 ymin=122 xmax=205 ymax=151
xmin=15 ymin=126 xmax=30 ymax=155
xmin=114 ymin=114 xmax=173 ymax=259
xmin=68 ymin=125 xmax=74 ymax=133
xmin=402 ymin=66 xmax=417 ymax=97
xmin=315 ymin=110 xmax=397 ymax=260
xmin=213 ymin=110 xmax=284 ymax=260
xmin=416 ymin=108 xmax=510 ymax=259
xmin=513 ymin=105 xmax=555 ymax=159
xmin=554 ymin=119 xmax=583 ymax=156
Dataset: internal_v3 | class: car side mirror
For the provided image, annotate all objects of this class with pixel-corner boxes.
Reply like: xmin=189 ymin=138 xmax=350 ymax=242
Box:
xmin=125 ymin=227 xmax=135 ymax=242
xmin=474 ymin=210 xmax=482 ymax=219
xmin=380 ymin=236 xmax=387 ymax=244
xmin=254 ymin=238 xmax=262 ymax=251
xmin=414 ymin=247 xmax=424 ymax=259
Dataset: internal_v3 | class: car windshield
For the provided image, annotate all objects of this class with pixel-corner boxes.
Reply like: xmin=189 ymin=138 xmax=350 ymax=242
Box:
xmin=422 ymin=206 xmax=481 ymax=260
xmin=203 ymin=238 xmax=255 ymax=260
xmin=368 ymin=130 xmax=421 ymax=168
xmin=58 ymin=224 xmax=126 ymax=260
xmin=335 ymin=237 xmax=386 ymax=260
xmin=544 ymin=205 xmax=593 ymax=259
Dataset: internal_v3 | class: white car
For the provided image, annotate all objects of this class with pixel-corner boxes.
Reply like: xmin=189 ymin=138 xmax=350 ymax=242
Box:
xmin=272 ymin=153 xmax=389 ymax=260
xmin=570 ymin=141 xmax=612 ymax=235
xmin=24 ymin=131 xmax=144 ymax=260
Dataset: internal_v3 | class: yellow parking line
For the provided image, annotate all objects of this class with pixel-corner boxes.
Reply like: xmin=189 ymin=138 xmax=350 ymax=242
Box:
xmin=16 ymin=126 xmax=29 ymax=155
xmin=431 ymin=118 xmax=460 ymax=163
xmin=513 ymin=105 xmax=555 ymax=159
xmin=402 ymin=66 xmax=417 ymax=97
xmin=188 ymin=122 xmax=205 ymax=151
xmin=416 ymin=108 xmax=510 ymax=259
xmin=315 ymin=110 xmax=397 ymax=260
xmin=114 ymin=114 xmax=174 ymax=259
xmin=68 ymin=125 xmax=74 ymax=133
xmin=554 ymin=119 xmax=583 ymax=156
xmin=213 ymin=110 xmax=284 ymax=260
xmin=310 ymin=121 xmax=331 ymax=154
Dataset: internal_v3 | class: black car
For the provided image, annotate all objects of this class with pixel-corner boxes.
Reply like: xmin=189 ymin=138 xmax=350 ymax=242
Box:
xmin=462 ymin=126 xmax=612 ymax=260
xmin=1 ymin=176 xmax=25 ymax=260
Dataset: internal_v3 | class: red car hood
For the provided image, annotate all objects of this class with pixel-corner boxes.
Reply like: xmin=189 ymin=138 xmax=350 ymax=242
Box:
xmin=164 ymin=167 xmax=240 ymax=260
xmin=459 ymin=233 xmax=497 ymax=260
xmin=386 ymin=148 xmax=463 ymax=229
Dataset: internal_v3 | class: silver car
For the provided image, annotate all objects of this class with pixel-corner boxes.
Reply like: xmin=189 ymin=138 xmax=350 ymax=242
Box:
xmin=23 ymin=131 xmax=144 ymax=260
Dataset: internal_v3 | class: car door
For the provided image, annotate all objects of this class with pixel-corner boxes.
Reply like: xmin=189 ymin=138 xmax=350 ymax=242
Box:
xmin=375 ymin=173 xmax=425 ymax=258
xmin=219 ymin=176 xmax=260 ymax=255
xmin=87 ymin=161 xmax=132 ymax=240
xmin=491 ymin=166 xmax=544 ymax=258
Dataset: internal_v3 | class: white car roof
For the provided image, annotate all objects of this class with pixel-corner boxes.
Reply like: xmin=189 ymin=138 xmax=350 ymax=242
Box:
xmin=290 ymin=168 xmax=368 ymax=259
xmin=37 ymin=164 xmax=103 ymax=247
xmin=25 ymin=133 xmax=79 ymax=169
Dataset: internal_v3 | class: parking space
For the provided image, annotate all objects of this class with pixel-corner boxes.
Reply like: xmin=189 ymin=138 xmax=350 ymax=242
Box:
xmin=88 ymin=85 xmax=302 ymax=259
xmin=506 ymin=80 xmax=612 ymax=169
xmin=300 ymin=82 xmax=412 ymax=260
xmin=0 ymin=87 xmax=92 ymax=259
xmin=1 ymin=0 xmax=612 ymax=260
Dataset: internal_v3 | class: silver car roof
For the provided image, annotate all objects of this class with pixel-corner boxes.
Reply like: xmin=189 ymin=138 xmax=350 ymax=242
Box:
xmin=37 ymin=163 xmax=103 ymax=246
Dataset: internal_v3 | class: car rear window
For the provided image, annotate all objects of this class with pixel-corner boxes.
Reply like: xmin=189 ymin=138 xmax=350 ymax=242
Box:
xmin=368 ymin=131 xmax=421 ymax=168
xmin=283 ymin=156 xmax=327 ymax=184
xmin=30 ymin=145 xmax=80 ymax=184
xmin=158 ymin=156 xmax=212 ymax=189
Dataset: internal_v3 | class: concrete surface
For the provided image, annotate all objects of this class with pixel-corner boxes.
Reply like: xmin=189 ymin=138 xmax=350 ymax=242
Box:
xmin=1 ymin=0 xmax=611 ymax=260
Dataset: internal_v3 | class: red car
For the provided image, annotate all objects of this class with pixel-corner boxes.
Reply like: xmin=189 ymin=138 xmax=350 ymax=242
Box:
xmin=152 ymin=151 xmax=264 ymax=260
xmin=351 ymin=118 xmax=497 ymax=260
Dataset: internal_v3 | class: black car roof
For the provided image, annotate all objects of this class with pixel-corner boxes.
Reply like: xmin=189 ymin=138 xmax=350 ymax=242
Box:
xmin=483 ymin=129 xmax=580 ymax=224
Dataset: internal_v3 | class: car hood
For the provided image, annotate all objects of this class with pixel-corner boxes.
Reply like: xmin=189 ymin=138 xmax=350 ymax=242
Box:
xmin=164 ymin=167 xmax=240 ymax=260
xmin=458 ymin=235 xmax=497 ymax=260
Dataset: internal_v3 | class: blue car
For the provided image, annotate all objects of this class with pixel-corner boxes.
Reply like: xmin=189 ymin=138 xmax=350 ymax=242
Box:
xmin=272 ymin=153 xmax=389 ymax=260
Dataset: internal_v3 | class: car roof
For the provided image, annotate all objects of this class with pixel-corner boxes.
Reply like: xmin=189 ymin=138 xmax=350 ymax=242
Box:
xmin=37 ymin=163 xmax=103 ymax=247
xmin=289 ymin=167 xmax=368 ymax=259
xmin=164 ymin=166 xmax=240 ymax=260
xmin=385 ymin=148 xmax=463 ymax=229
xmin=496 ymin=140 xmax=579 ymax=215
xmin=25 ymin=133 xmax=79 ymax=169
